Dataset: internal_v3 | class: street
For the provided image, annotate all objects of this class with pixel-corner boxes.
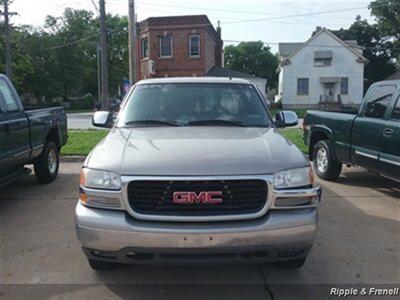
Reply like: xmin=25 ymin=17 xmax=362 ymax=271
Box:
xmin=67 ymin=113 xmax=97 ymax=130
xmin=0 ymin=163 xmax=399 ymax=299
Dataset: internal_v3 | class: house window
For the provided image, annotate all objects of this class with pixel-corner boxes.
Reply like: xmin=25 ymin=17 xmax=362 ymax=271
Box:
xmin=189 ymin=35 xmax=200 ymax=57
xmin=141 ymin=38 xmax=149 ymax=59
xmin=297 ymin=78 xmax=309 ymax=95
xmin=159 ymin=35 xmax=172 ymax=58
xmin=340 ymin=78 xmax=349 ymax=95
xmin=314 ymin=58 xmax=332 ymax=67
xmin=314 ymin=51 xmax=333 ymax=67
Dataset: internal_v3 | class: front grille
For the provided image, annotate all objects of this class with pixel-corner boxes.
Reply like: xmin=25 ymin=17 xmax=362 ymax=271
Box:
xmin=127 ymin=180 xmax=268 ymax=216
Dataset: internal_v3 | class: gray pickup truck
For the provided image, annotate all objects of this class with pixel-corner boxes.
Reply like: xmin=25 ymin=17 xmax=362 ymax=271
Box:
xmin=75 ymin=77 xmax=321 ymax=270
xmin=0 ymin=75 xmax=68 ymax=187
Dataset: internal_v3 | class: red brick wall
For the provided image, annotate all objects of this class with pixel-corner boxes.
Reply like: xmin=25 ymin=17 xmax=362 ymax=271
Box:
xmin=136 ymin=25 xmax=221 ymax=80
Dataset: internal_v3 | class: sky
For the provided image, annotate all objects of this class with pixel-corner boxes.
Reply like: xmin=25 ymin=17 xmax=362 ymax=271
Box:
xmin=10 ymin=0 xmax=374 ymax=53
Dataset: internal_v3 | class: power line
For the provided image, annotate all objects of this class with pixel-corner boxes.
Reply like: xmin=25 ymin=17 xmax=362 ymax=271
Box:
xmin=222 ymin=6 xmax=370 ymax=25
xmin=135 ymin=2 xmax=284 ymax=16
xmin=222 ymin=2 xmax=400 ymax=25
xmin=40 ymin=32 xmax=100 ymax=51
xmin=224 ymin=39 xmax=400 ymax=50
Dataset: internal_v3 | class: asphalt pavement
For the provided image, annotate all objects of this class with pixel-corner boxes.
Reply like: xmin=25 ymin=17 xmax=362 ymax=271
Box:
xmin=0 ymin=164 xmax=399 ymax=299
xmin=67 ymin=113 xmax=97 ymax=130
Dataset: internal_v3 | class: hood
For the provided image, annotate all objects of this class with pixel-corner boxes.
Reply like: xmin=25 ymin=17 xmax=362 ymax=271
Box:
xmin=85 ymin=127 xmax=308 ymax=176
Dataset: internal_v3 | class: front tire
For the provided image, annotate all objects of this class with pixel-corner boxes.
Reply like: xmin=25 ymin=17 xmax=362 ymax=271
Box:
xmin=88 ymin=259 xmax=117 ymax=271
xmin=312 ymin=140 xmax=342 ymax=181
xmin=34 ymin=141 xmax=59 ymax=183
xmin=273 ymin=257 xmax=306 ymax=269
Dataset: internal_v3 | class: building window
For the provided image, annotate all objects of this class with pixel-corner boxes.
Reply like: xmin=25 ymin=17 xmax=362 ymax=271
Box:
xmin=340 ymin=78 xmax=349 ymax=95
xmin=141 ymin=38 xmax=149 ymax=59
xmin=314 ymin=50 xmax=333 ymax=67
xmin=189 ymin=35 xmax=200 ymax=57
xmin=159 ymin=35 xmax=172 ymax=58
xmin=314 ymin=58 xmax=332 ymax=67
xmin=297 ymin=78 xmax=309 ymax=95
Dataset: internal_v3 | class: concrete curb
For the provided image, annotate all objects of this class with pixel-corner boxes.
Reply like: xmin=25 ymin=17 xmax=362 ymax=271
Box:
xmin=60 ymin=156 xmax=86 ymax=163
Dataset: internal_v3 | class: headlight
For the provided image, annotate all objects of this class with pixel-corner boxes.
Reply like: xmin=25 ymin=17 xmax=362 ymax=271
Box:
xmin=80 ymin=168 xmax=121 ymax=190
xmin=274 ymin=167 xmax=314 ymax=189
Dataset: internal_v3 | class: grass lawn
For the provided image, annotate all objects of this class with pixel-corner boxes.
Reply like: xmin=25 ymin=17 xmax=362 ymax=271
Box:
xmin=270 ymin=108 xmax=308 ymax=119
xmin=61 ymin=128 xmax=308 ymax=156
xmin=279 ymin=128 xmax=308 ymax=154
xmin=61 ymin=130 xmax=108 ymax=156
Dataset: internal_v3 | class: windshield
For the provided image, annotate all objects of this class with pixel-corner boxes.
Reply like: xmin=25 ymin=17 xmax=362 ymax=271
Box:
xmin=117 ymin=83 xmax=271 ymax=127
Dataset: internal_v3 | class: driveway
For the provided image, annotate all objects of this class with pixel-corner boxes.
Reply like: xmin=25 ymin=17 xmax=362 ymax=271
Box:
xmin=67 ymin=113 xmax=96 ymax=130
xmin=0 ymin=164 xmax=399 ymax=299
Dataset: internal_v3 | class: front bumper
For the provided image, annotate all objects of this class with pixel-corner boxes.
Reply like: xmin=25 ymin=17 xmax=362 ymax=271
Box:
xmin=75 ymin=200 xmax=319 ymax=264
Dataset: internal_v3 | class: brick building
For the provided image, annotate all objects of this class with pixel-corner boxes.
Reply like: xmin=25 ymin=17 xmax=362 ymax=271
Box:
xmin=136 ymin=15 xmax=223 ymax=80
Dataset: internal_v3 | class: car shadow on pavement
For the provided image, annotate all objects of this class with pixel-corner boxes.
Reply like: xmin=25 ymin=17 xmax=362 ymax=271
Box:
xmin=92 ymin=264 xmax=271 ymax=300
xmin=0 ymin=173 xmax=79 ymax=201
xmin=334 ymin=168 xmax=400 ymax=199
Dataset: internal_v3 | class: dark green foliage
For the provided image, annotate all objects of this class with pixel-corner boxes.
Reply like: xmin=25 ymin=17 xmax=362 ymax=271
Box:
xmin=0 ymin=8 xmax=128 ymax=106
xmin=332 ymin=16 xmax=396 ymax=90
xmin=224 ymin=41 xmax=279 ymax=90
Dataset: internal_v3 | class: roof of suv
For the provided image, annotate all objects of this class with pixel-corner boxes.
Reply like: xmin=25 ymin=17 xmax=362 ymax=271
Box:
xmin=136 ymin=77 xmax=253 ymax=85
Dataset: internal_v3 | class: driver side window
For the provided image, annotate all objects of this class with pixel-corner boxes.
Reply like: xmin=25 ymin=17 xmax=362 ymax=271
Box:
xmin=0 ymin=79 xmax=19 ymax=112
xmin=364 ymin=85 xmax=396 ymax=119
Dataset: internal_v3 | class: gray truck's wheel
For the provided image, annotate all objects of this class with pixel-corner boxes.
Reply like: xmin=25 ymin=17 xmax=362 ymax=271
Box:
xmin=273 ymin=257 xmax=306 ymax=269
xmin=313 ymin=140 xmax=342 ymax=181
xmin=34 ymin=141 xmax=59 ymax=183
xmin=88 ymin=259 xmax=117 ymax=271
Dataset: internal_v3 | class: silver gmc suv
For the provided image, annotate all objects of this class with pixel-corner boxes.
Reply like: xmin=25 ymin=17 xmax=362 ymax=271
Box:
xmin=75 ymin=77 xmax=321 ymax=270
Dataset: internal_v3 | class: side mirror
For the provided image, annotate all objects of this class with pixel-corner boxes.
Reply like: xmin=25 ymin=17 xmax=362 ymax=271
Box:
xmin=92 ymin=111 xmax=113 ymax=128
xmin=274 ymin=110 xmax=298 ymax=128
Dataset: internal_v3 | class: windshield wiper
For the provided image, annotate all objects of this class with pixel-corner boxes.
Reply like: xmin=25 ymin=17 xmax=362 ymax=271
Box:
xmin=186 ymin=119 xmax=249 ymax=127
xmin=124 ymin=120 xmax=181 ymax=126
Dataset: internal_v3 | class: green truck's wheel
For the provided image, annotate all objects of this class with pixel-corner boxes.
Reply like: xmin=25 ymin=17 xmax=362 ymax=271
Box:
xmin=34 ymin=141 xmax=59 ymax=183
xmin=313 ymin=140 xmax=342 ymax=181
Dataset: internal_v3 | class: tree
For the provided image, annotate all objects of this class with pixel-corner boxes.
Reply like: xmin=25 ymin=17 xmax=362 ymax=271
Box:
xmin=332 ymin=16 xmax=396 ymax=89
xmin=0 ymin=8 xmax=129 ymax=105
xmin=224 ymin=41 xmax=279 ymax=90
xmin=370 ymin=0 xmax=400 ymax=63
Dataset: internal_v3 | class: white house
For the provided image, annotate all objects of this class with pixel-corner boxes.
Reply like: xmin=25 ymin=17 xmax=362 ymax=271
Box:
xmin=277 ymin=28 xmax=368 ymax=108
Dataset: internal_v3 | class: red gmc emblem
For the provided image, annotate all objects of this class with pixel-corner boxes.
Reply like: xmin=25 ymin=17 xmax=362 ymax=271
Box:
xmin=172 ymin=191 xmax=223 ymax=204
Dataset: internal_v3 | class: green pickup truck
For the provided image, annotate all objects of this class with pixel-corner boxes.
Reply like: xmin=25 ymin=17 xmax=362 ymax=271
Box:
xmin=304 ymin=80 xmax=400 ymax=182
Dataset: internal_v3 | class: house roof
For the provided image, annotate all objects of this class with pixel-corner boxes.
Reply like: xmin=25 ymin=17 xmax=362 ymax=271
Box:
xmin=385 ymin=70 xmax=400 ymax=81
xmin=139 ymin=15 xmax=213 ymax=27
xmin=278 ymin=43 xmax=304 ymax=58
xmin=278 ymin=28 xmax=368 ymax=63
xmin=206 ymin=66 xmax=263 ymax=80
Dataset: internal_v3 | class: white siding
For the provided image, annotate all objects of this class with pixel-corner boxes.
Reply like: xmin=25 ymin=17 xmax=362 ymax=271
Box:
xmin=279 ymin=31 xmax=365 ymax=107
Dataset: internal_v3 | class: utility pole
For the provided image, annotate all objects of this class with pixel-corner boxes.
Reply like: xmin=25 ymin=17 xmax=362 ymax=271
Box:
xmin=97 ymin=45 xmax=102 ymax=104
xmin=2 ymin=0 xmax=16 ymax=80
xmin=128 ymin=0 xmax=136 ymax=85
xmin=99 ymin=0 xmax=109 ymax=110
